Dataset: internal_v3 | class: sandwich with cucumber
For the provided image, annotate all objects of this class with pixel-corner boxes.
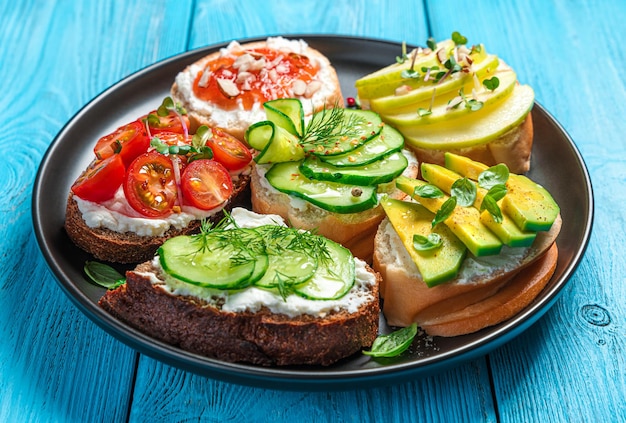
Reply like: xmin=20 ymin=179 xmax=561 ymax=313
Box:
xmin=98 ymin=208 xmax=380 ymax=366
xmin=373 ymin=153 xmax=561 ymax=337
xmin=245 ymin=98 xmax=419 ymax=262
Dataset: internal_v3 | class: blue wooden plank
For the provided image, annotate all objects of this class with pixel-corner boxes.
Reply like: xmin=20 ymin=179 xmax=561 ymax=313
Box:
xmin=426 ymin=0 xmax=626 ymax=422
xmin=0 ymin=0 xmax=194 ymax=422
xmin=128 ymin=356 xmax=496 ymax=423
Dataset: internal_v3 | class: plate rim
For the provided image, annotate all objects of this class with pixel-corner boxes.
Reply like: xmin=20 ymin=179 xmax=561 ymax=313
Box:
xmin=32 ymin=35 xmax=594 ymax=390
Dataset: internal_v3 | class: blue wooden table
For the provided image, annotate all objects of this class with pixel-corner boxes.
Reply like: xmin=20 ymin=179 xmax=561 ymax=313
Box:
xmin=2 ymin=1 xmax=624 ymax=421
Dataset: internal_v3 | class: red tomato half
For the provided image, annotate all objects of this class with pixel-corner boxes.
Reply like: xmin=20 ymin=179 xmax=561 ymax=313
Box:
xmin=94 ymin=121 xmax=149 ymax=167
xmin=141 ymin=110 xmax=190 ymax=136
xmin=124 ymin=151 xmax=178 ymax=217
xmin=206 ymin=128 xmax=252 ymax=171
xmin=181 ymin=159 xmax=233 ymax=210
xmin=71 ymin=154 xmax=125 ymax=203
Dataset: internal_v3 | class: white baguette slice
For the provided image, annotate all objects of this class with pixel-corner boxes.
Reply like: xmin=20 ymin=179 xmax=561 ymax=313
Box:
xmin=170 ymin=37 xmax=344 ymax=141
xmin=373 ymin=213 xmax=561 ymax=336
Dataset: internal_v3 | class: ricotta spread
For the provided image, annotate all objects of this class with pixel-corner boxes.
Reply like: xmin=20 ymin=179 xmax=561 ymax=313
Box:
xmin=140 ymin=208 xmax=378 ymax=317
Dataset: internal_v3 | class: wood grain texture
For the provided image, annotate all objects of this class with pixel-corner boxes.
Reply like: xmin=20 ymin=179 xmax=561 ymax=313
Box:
xmin=0 ymin=1 xmax=191 ymax=422
xmin=1 ymin=0 xmax=625 ymax=422
xmin=427 ymin=0 xmax=626 ymax=421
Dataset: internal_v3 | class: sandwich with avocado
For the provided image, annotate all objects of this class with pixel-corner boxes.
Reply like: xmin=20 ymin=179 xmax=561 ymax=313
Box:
xmin=373 ymin=153 xmax=560 ymax=337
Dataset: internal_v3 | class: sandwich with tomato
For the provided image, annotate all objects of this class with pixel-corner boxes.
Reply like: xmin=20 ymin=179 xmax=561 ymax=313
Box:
xmin=65 ymin=97 xmax=253 ymax=263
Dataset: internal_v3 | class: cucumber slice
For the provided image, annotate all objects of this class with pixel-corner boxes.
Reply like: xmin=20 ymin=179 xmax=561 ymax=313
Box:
xmin=302 ymin=109 xmax=383 ymax=157
xmin=265 ymin=161 xmax=378 ymax=214
xmin=318 ymin=124 xmax=404 ymax=167
xmin=295 ymin=238 xmax=355 ymax=300
xmin=264 ymin=98 xmax=304 ymax=137
xmin=158 ymin=229 xmax=266 ymax=289
xmin=246 ymin=121 xmax=304 ymax=164
xmin=300 ymin=150 xmax=408 ymax=186
xmin=252 ymin=226 xmax=318 ymax=288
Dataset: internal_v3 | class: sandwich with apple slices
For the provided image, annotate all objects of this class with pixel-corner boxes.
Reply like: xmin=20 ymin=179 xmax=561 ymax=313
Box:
xmin=170 ymin=36 xmax=344 ymax=141
xmin=373 ymin=153 xmax=561 ymax=337
xmin=244 ymin=98 xmax=419 ymax=262
xmin=355 ymin=32 xmax=534 ymax=174
xmin=97 ymin=208 xmax=380 ymax=366
xmin=65 ymin=98 xmax=253 ymax=263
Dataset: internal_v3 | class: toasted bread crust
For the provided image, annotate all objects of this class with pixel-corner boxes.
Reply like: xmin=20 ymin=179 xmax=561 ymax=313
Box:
xmin=170 ymin=39 xmax=344 ymax=141
xmin=373 ymin=214 xmax=561 ymax=336
xmin=99 ymin=261 xmax=381 ymax=366
xmin=64 ymin=173 xmax=251 ymax=264
xmin=406 ymin=113 xmax=534 ymax=175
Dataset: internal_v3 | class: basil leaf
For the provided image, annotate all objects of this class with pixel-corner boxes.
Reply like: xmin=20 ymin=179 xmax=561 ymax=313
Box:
xmin=451 ymin=177 xmax=476 ymax=207
xmin=486 ymin=183 xmax=507 ymax=202
xmin=413 ymin=233 xmax=443 ymax=253
xmin=480 ymin=194 xmax=503 ymax=223
xmin=84 ymin=261 xmax=125 ymax=290
xmin=413 ymin=184 xmax=444 ymax=199
xmin=363 ymin=323 xmax=418 ymax=358
xmin=478 ymin=164 xmax=509 ymax=189
xmin=433 ymin=196 xmax=456 ymax=228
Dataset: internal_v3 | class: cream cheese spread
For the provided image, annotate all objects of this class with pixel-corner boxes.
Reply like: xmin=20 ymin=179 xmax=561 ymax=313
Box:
xmin=139 ymin=208 xmax=377 ymax=317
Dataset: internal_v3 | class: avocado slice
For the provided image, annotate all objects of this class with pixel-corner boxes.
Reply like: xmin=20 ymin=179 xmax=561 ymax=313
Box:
xmin=444 ymin=153 xmax=560 ymax=232
xmin=395 ymin=176 xmax=502 ymax=257
xmin=381 ymin=197 xmax=466 ymax=287
xmin=421 ymin=163 xmax=537 ymax=247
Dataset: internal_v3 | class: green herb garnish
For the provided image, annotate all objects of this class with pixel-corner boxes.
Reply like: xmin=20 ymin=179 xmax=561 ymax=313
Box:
xmin=480 ymin=184 xmax=508 ymax=223
xmin=413 ymin=184 xmax=444 ymax=199
xmin=483 ymin=76 xmax=500 ymax=91
xmin=396 ymin=41 xmax=409 ymax=64
xmin=451 ymin=177 xmax=477 ymax=207
xmin=84 ymin=261 xmax=125 ymax=290
xmin=478 ymin=164 xmax=509 ymax=189
xmin=433 ymin=196 xmax=456 ymax=228
xmin=413 ymin=233 xmax=443 ymax=252
xmin=451 ymin=31 xmax=468 ymax=46
xmin=363 ymin=323 xmax=418 ymax=358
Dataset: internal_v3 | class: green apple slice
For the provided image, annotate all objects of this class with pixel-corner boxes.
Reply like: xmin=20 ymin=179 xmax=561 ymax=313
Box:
xmin=354 ymin=40 xmax=456 ymax=99
xmin=367 ymin=54 xmax=499 ymax=112
xmin=380 ymin=66 xmax=517 ymax=126
xmin=401 ymin=84 xmax=535 ymax=150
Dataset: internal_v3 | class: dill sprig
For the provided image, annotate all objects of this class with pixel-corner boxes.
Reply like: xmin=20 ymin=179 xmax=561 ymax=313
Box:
xmin=300 ymin=103 xmax=362 ymax=149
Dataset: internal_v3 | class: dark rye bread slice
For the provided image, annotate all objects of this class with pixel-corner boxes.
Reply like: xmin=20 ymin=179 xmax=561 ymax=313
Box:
xmin=98 ymin=261 xmax=381 ymax=366
xmin=64 ymin=173 xmax=251 ymax=264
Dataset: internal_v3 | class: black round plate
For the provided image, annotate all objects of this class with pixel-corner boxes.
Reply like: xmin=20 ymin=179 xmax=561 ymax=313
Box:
xmin=32 ymin=36 xmax=593 ymax=391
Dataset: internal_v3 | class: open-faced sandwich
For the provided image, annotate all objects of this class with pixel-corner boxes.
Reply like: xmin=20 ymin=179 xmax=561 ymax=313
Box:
xmin=244 ymin=98 xmax=419 ymax=262
xmin=65 ymin=98 xmax=253 ymax=263
xmin=355 ymin=32 xmax=535 ymax=174
xmin=373 ymin=153 xmax=560 ymax=337
xmin=98 ymin=208 xmax=380 ymax=366
xmin=171 ymin=36 xmax=343 ymax=141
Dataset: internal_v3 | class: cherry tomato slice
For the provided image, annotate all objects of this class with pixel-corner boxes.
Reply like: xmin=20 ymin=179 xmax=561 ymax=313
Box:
xmin=71 ymin=154 xmax=125 ymax=203
xmin=94 ymin=121 xmax=150 ymax=167
xmin=206 ymin=128 xmax=252 ymax=171
xmin=140 ymin=109 xmax=190 ymax=136
xmin=124 ymin=151 xmax=178 ymax=217
xmin=181 ymin=159 xmax=233 ymax=210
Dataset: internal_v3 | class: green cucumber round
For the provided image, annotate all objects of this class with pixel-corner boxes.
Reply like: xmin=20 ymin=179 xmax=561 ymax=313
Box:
xmin=265 ymin=161 xmax=378 ymax=214
xmin=300 ymin=150 xmax=409 ymax=186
